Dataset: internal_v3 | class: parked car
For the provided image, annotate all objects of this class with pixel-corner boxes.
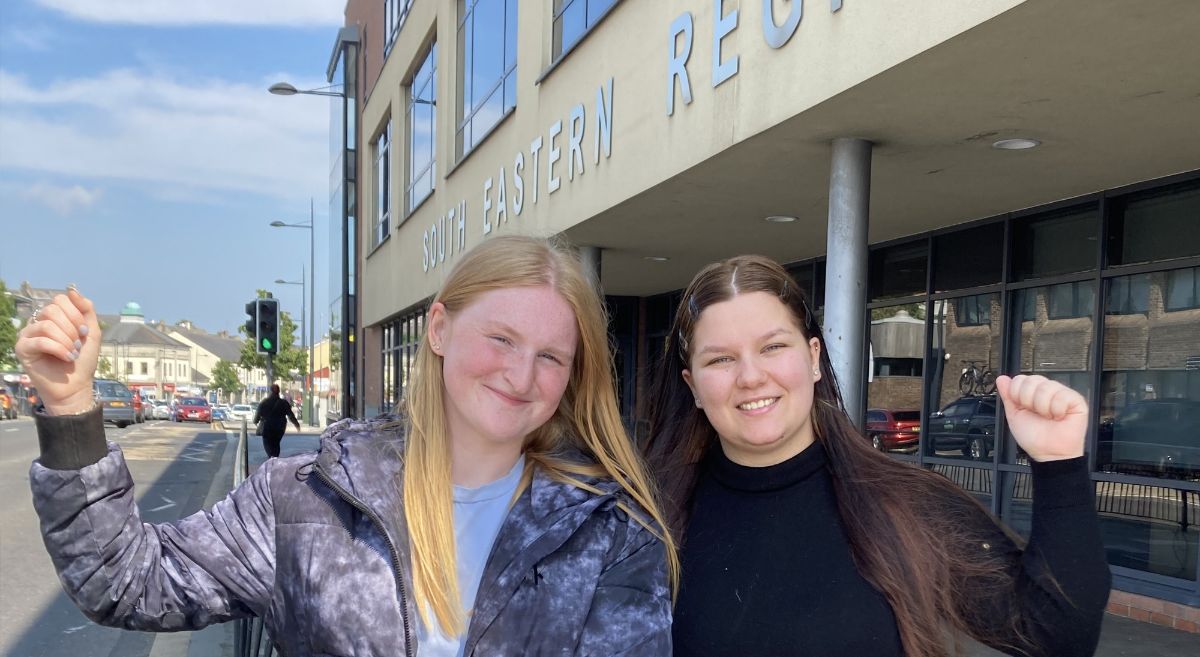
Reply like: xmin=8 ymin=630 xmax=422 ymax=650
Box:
xmin=174 ymin=397 xmax=212 ymax=423
xmin=1098 ymin=398 xmax=1200 ymax=477
xmin=93 ymin=379 xmax=136 ymax=428
xmin=0 ymin=389 xmax=17 ymax=420
xmin=227 ymin=404 xmax=256 ymax=423
xmin=211 ymin=407 xmax=228 ymax=422
xmin=864 ymin=408 xmax=921 ymax=452
xmin=152 ymin=402 xmax=173 ymax=420
xmin=927 ymin=395 xmax=997 ymax=461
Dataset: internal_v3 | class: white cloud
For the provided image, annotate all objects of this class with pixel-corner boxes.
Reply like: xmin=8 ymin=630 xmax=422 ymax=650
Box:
xmin=0 ymin=68 xmax=329 ymax=201
xmin=34 ymin=0 xmax=342 ymax=27
xmin=21 ymin=182 xmax=104 ymax=215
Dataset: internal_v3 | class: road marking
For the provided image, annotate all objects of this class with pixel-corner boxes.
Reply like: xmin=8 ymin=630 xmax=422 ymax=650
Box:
xmin=148 ymin=495 xmax=177 ymax=512
xmin=3 ymin=428 xmax=18 ymax=432
xmin=63 ymin=624 xmax=89 ymax=634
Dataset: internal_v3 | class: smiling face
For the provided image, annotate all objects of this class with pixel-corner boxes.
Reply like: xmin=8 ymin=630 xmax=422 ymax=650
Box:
xmin=429 ymin=285 xmax=579 ymax=456
xmin=682 ymin=291 xmax=823 ymax=467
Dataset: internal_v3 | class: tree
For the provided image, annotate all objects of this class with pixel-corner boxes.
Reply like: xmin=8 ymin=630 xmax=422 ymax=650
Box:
xmin=239 ymin=289 xmax=306 ymax=383
xmin=97 ymin=356 xmax=113 ymax=379
xmin=0 ymin=280 xmax=17 ymax=369
xmin=209 ymin=359 xmax=241 ymax=398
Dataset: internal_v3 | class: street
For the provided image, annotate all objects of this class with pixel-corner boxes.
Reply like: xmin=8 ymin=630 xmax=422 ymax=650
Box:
xmin=0 ymin=416 xmax=319 ymax=657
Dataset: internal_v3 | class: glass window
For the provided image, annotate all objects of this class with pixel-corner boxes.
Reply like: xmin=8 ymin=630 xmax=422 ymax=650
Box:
xmin=869 ymin=241 xmax=927 ymax=301
xmin=1005 ymin=284 xmax=1095 ymax=463
xmin=1098 ymin=268 xmax=1200 ymax=482
xmin=1096 ymin=481 xmax=1198 ymax=581
xmin=126 ymin=361 xmax=133 ymax=375
xmin=1107 ymin=180 xmax=1200 ymax=266
xmin=140 ymin=362 xmax=148 ymax=375
xmin=372 ymin=122 xmax=391 ymax=248
xmin=1106 ymin=274 xmax=1151 ymax=315
xmin=1046 ymin=281 xmax=1095 ymax=319
xmin=929 ymin=463 xmax=993 ymax=508
xmin=457 ymin=0 xmax=517 ymax=158
xmin=553 ymin=0 xmax=618 ymax=60
xmin=933 ymin=221 xmax=1004 ymax=292
xmin=1011 ymin=205 xmax=1098 ymax=281
xmin=866 ymin=303 xmax=925 ymax=454
xmin=408 ymin=43 xmax=437 ymax=212
xmin=927 ymin=294 xmax=1001 ymax=462
xmin=385 ymin=0 xmax=415 ymax=53
xmin=1166 ymin=267 xmax=1200 ymax=311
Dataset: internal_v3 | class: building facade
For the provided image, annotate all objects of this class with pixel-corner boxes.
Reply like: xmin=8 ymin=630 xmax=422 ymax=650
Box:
xmin=329 ymin=0 xmax=1200 ymax=619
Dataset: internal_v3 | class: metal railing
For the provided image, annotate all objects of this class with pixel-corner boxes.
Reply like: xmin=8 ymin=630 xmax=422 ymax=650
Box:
xmin=233 ymin=419 xmax=276 ymax=657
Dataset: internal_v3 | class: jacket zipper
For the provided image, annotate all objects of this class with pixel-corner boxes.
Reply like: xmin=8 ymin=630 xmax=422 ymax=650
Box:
xmin=313 ymin=466 xmax=413 ymax=657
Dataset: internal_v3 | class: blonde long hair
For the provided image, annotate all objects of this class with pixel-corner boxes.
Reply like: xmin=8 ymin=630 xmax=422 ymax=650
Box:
xmin=401 ymin=235 xmax=679 ymax=636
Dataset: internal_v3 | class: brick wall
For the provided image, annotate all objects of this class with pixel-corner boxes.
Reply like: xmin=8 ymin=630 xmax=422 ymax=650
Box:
xmin=1107 ymin=589 xmax=1200 ymax=633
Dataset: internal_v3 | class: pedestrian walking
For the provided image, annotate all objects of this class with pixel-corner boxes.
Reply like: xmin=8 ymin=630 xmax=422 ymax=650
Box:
xmin=18 ymin=236 xmax=676 ymax=656
xmin=644 ymin=255 xmax=1110 ymax=657
xmin=254 ymin=383 xmax=300 ymax=458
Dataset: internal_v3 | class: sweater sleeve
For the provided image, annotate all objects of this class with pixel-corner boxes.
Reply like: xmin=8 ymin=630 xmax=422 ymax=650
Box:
xmin=30 ymin=442 xmax=278 ymax=631
xmin=950 ymin=456 xmax=1110 ymax=657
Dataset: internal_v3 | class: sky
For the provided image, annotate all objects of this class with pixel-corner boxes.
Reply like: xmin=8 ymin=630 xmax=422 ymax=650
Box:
xmin=0 ymin=0 xmax=344 ymax=339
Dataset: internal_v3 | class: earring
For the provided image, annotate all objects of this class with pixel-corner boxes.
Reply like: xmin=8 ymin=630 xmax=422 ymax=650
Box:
xmin=694 ymin=398 xmax=703 ymax=408
xmin=812 ymin=369 xmax=820 ymax=377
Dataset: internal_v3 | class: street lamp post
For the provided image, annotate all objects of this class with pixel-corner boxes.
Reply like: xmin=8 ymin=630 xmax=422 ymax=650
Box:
xmin=271 ymin=199 xmax=316 ymax=427
xmin=270 ymin=78 xmax=350 ymax=423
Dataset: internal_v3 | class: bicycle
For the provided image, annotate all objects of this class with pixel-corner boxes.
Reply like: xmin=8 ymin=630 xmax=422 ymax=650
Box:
xmin=958 ymin=360 xmax=996 ymax=396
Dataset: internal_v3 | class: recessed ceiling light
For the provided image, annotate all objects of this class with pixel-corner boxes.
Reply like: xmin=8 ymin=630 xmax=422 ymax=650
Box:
xmin=991 ymin=138 xmax=1041 ymax=150
xmin=764 ymin=215 xmax=797 ymax=223
xmin=644 ymin=256 xmax=670 ymax=262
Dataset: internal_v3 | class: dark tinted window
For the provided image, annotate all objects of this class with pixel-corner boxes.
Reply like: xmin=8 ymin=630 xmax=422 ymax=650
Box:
xmin=1011 ymin=205 xmax=1098 ymax=280
xmin=1107 ymin=181 xmax=1200 ymax=266
xmin=893 ymin=411 xmax=921 ymax=421
xmin=179 ymin=397 xmax=208 ymax=406
xmin=933 ymin=222 xmax=1003 ymax=292
xmin=869 ymin=241 xmax=928 ymax=301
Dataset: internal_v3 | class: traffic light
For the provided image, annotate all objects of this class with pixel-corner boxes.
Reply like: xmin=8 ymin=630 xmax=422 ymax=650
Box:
xmin=244 ymin=300 xmax=258 ymax=344
xmin=257 ymin=298 xmax=279 ymax=355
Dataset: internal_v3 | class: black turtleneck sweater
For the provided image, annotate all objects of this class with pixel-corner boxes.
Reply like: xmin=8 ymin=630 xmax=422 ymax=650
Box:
xmin=672 ymin=443 xmax=1111 ymax=657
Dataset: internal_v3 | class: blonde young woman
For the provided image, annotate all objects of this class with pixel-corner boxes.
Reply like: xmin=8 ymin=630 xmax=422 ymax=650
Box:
xmin=21 ymin=236 xmax=677 ymax=657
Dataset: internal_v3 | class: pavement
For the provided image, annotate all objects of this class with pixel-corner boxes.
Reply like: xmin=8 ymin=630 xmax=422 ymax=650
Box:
xmin=965 ymin=613 xmax=1200 ymax=656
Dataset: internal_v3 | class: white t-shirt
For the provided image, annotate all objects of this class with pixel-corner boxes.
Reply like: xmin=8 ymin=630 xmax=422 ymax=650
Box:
xmin=416 ymin=456 xmax=525 ymax=657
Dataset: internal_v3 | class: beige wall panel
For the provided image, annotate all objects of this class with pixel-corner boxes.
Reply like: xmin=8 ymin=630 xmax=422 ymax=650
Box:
xmin=362 ymin=0 xmax=1026 ymax=323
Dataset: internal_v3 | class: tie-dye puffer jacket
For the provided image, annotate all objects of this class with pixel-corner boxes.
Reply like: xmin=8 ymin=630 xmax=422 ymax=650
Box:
xmin=30 ymin=411 xmax=672 ymax=656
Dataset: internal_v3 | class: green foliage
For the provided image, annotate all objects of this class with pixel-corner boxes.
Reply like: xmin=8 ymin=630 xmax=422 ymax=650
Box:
xmin=239 ymin=289 xmax=306 ymax=383
xmin=97 ymin=356 xmax=113 ymax=378
xmin=0 ymin=280 xmax=17 ymax=369
xmin=209 ymin=359 xmax=241 ymax=394
xmin=871 ymin=303 xmax=926 ymax=321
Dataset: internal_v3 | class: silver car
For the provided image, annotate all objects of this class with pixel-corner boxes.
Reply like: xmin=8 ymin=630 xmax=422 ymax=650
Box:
xmin=93 ymin=379 xmax=135 ymax=428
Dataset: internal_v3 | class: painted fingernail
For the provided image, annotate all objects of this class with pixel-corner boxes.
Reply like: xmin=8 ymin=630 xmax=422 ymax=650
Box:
xmin=73 ymin=339 xmax=82 ymax=350
xmin=69 ymin=350 xmax=80 ymax=361
xmin=67 ymin=283 xmax=78 ymax=292
xmin=79 ymin=325 xmax=90 ymax=336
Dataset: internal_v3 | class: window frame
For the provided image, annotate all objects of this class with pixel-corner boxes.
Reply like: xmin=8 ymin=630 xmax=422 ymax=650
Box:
xmin=455 ymin=0 xmax=518 ymax=160
xmin=371 ymin=120 xmax=392 ymax=249
xmin=407 ymin=42 xmax=437 ymax=214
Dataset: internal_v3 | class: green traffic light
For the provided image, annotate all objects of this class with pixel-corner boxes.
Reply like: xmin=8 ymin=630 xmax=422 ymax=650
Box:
xmin=261 ymin=338 xmax=273 ymax=350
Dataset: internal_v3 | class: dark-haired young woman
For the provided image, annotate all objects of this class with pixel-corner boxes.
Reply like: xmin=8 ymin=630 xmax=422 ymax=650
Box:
xmin=644 ymin=255 xmax=1110 ymax=657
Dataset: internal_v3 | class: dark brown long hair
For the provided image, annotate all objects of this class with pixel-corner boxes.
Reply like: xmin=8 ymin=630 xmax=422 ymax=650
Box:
xmin=643 ymin=255 xmax=1026 ymax=657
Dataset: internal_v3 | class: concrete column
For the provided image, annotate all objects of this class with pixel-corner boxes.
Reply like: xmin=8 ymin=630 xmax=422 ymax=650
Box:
xmin=579 ymin=246 xmax=603 ymax=292
xmin=823 ymin=137 xmax=872 ymax=426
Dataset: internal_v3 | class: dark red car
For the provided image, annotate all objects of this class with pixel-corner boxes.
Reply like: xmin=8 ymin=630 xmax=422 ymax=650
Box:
xmin=864 ymin=408 xmax=921 ymax=452
xmin=173 ymin=397 xmax=212 ymax=423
